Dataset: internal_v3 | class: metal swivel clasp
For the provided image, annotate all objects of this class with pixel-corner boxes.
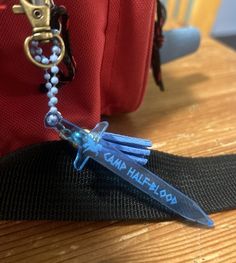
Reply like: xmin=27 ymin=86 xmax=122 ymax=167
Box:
xmin=12 ymin=0 xmax=65 ymax=68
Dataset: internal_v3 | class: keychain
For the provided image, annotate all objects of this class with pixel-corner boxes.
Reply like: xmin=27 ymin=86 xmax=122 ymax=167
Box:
xmin=13 ymin=0 xmax=214 ymax=227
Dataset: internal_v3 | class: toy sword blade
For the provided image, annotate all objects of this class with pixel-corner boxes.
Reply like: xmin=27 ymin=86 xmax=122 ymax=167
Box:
xmin=45 ymin=113 xmax=214 ymax=227
xmin=74 ymin=122 xmax=214 ymax=227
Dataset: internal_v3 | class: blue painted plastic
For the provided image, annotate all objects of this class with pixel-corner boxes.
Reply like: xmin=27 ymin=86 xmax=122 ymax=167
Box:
xmin=102 ymin=132 xmax=152 ymax=148
xmin=44 ymin=112 xmax=151 ymax=165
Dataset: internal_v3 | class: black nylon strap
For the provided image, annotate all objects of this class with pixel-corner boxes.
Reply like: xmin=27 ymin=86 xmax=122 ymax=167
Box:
xmin=0 ymin=141 xmax=236 ymax=221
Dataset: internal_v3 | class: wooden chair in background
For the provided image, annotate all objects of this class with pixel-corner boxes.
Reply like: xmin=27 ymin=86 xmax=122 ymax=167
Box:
xmin=162 ymin=0 xmax=221 ymax=35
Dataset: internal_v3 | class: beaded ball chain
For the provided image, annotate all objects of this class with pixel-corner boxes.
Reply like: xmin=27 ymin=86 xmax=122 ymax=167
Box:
xmin=30 ymin=38 xmax=62 ymax=126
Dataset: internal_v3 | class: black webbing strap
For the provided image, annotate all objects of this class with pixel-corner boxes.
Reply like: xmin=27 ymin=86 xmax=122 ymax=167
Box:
xmin=0 ymin=141 xmax=236 ymax=221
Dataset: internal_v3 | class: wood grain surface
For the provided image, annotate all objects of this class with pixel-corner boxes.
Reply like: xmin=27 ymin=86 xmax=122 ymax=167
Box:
xmin=0 ymin=38 xmax=236 ymax=263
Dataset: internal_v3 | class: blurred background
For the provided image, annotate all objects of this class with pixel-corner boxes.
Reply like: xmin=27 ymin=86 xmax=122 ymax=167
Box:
xmin=161 ymin=0 xmax=236 ymax=50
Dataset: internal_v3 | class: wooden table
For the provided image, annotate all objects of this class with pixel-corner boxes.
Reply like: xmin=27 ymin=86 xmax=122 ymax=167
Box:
xmin=1 ymin=38 xmax=236 ymax=263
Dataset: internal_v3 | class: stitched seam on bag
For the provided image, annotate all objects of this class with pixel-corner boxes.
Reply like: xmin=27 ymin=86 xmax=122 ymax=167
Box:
xmin=99 ymin=0 xmax=111 ymax=109
xmin=103 ymin=1 xmax=156 ymax=114
xmin=108 ymin=0 xmax=121 ymax=99
xmin=102 ymin=0 xmax=126 ymax=114
xmin=134 ymin=0 xmax=156 ymax=111
xmin=100 ymin=0 xmax=121 ymax=113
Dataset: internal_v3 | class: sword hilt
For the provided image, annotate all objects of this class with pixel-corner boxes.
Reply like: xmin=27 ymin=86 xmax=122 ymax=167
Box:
xmin=73 ymin=122 xmax=109 ymax=171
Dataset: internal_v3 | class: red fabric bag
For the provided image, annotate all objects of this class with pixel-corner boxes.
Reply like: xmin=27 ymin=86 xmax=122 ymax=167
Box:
xmin=0 ymin=0 xmax=156 ymax=156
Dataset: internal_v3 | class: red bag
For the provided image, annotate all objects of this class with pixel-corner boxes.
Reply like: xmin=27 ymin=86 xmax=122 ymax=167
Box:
xmin=0 ymin=1 xmax=157 ymax=156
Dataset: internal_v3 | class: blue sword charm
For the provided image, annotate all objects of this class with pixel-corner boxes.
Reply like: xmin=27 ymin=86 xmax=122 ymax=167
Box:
xmin=45 ymin=112 xmax=214 ymax=227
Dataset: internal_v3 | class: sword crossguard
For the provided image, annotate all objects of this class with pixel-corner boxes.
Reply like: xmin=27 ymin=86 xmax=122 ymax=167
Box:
xmin=73 ymin=122 xmax=109 ymax=171
xmin=45 ymin=112 xmax=152 ymax=169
